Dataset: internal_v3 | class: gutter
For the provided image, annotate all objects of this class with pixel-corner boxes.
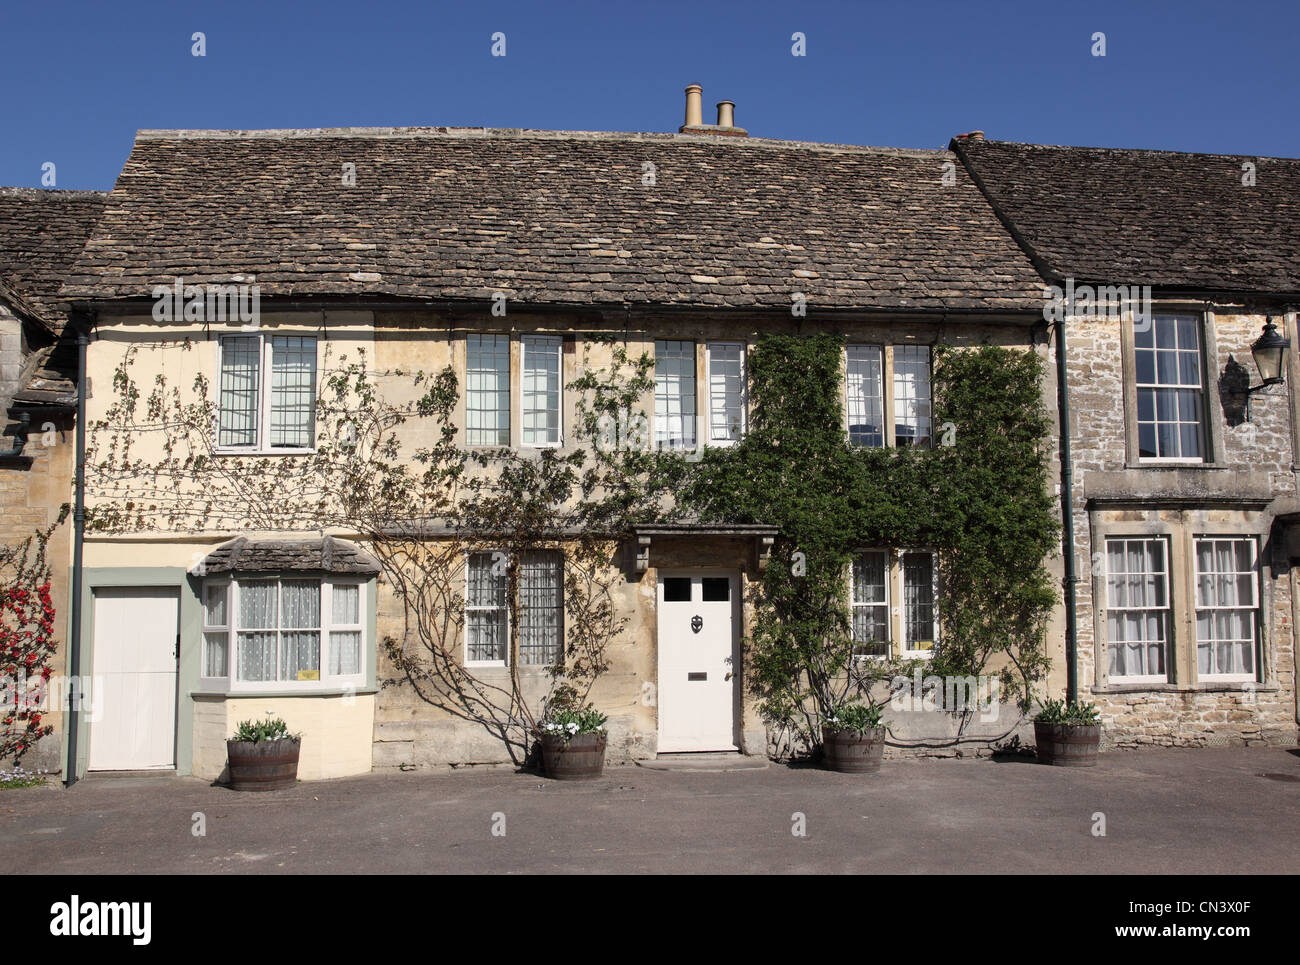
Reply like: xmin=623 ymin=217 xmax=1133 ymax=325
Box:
xmin=63 ymin=313 xmax=91 ymax=787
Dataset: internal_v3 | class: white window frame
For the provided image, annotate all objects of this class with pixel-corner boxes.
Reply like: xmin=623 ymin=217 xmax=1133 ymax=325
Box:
xmin=520 ymin=335 xmax=563 ymax=448
xmin=850 ymin=550 xmax=890 ymax=660
xmin=1134 ymin=313 xmax=1207 ymax=464
xmin=1193 ymin=536 xmax=1259 ymax=682
xmin=706 ymin=341 xmax=746 ymax=445
xmin=463 ymin=550 xmax=566 ymax=668
xmin=845 ymin=344 xmax=885 ymax=448
xmin=204 ymin=576 xmax=367 ymax=691
xmin=465 ymin=550 xmax=509 ymax=667
xmin=214 ymin=334 xmax=319 ymax=455
xmin=465 ymin=333 xmax=512 ymax=448
xmin=900 ymin=549 xmax=939 ymax=656
xmin=201 ymin=579 xmax=232 ymax=683
xmin=893 ymin=345 xmax=933 ymax=449
xmin=654 ymin=339 xmax=699 ymax=449
xmin=1104 ymin=536 xmax=1172 ymax=684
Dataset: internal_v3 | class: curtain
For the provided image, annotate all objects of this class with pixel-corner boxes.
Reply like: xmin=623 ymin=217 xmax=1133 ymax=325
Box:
xmin=467 ymin=553 xmax=507 ymax=661
xmin=279 ymin=580 xmax=320 ymax=680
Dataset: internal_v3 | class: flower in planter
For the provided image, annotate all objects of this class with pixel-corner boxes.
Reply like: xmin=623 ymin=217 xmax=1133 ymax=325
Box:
xmin=822 ymin=701 xmax=885 ymax=735
xmin=1033 ymin=698 xmax=1101 ymax=726
xmin=230 ymin=715 xmax=302 ymax=744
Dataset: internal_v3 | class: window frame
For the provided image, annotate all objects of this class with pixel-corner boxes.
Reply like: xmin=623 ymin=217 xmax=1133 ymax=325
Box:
xmin=463 ymin=549 xmax=565 ymax=668
xmin=202 ymin=575 xmax=367 ymax=691
xmin=845 ymin=344 xmax=885 ymax=449
xmin=653 ymin=338 xmax=699 ymax=450
xmin=1192 ymin=535 xmax=1260 ymax=683
xmin=214 ymin=333 xmax=319 ymax=456
xmin=850 ymin=549 xmax=890 ymax=660
xmin=520 ymin=335 xmax=563 ymax=449
xmin=892 ymin=344 xmax=933 ymax=450
xmin=1129 ymin=312 xmax=1211 ymax=465
xmin=1104 ymin=535 xmax=1172 ymax=684
xmin=705 ymin=340 xmax=747 ymax=446
xmin=465 ymin=333 xmax=512 ymax=448
xmin=900 ymin=549 xmax=939 ymax=656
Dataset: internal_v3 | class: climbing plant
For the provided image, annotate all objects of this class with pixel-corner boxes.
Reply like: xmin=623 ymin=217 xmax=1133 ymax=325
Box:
xmin=671 ymin=333 xmax=1058 ymax=753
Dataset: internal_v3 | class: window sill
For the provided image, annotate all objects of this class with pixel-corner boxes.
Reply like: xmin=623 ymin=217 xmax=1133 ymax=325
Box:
xmin=193 ymin=687 xmax=377 ymax=699
xmin=213 ymin=447 xmax=318 ymax=458
xmin=1091 ymin=682 xmax=1276 ymax=695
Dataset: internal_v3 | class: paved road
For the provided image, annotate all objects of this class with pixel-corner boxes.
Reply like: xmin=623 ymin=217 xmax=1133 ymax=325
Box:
xmin=4 ymin=747 xmax=1298 ymax=874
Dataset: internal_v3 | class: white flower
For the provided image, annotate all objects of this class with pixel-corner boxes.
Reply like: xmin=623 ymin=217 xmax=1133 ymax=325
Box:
xmin=566 ymin=722 xmax=579 ymax=734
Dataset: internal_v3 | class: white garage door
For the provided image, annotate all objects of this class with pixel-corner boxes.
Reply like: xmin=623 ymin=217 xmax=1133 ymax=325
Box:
xmin=88 ymin=587 xmax=179 ymax=771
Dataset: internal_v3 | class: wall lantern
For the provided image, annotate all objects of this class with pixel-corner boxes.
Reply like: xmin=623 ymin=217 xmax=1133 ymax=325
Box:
xmin=1248 ymin=318 xmax=1290 ymax=390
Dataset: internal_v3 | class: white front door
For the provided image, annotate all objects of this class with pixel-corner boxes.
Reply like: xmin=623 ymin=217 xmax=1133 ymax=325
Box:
xmin=88 ymin=587 xmax=179 ymax=771
xmin=657 ymin=571 xmax=738 ymax=752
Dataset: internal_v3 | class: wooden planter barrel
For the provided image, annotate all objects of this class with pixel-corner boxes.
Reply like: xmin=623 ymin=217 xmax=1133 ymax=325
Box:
xmin=821 ymin=726 xmax=886 ymax=773
xmin=226 ymin=737 xmax=301 ymax=791
xmin=1034 ymin=722 xmax=1101 ymax=767
xmin=540 ymin=732 xmax=607 ymax=780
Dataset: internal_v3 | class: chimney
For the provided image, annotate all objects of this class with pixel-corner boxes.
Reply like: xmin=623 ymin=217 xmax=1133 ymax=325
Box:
xmin=678 ymin=85 xmax=749 ymax=137
xmin=954 ymin=130 xmax=985 ymax=142
xmin=683 ymin=85 xmax=703 ymax=128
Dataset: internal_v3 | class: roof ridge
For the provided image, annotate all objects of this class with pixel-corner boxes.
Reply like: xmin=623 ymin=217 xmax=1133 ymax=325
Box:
xmin=132 ymin=126 xmax=950 ymax=158
xmin=975 ymin=139 xmax=1300 ymax=164
xmin=0 ymin=186 xmax=110 ymax=199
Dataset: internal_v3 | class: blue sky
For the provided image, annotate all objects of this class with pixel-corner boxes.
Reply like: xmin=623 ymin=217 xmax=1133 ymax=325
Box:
xmin=5 ymin=0 xmax=1299 ymax=190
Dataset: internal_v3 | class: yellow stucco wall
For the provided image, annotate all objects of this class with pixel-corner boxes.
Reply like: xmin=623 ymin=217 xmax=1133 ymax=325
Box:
xmin=192 ymin=693 xmax=376 ymax=782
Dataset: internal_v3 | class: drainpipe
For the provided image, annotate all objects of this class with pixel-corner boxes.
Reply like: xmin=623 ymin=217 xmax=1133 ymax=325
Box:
xmin=1 ymin=412 xmax=30 ymax=456
xmin=64 ymin=316 xmax=90 ymax=787
xmin=1055 ymin=319 xmax=1079 ymax=703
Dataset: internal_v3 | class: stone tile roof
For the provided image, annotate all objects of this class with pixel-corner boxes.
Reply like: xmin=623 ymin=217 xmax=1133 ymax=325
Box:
xmin=62 ymin=127 xmax=1047 ymax=313
xmin=952 ymin=138 xmax=1300 ymax=296
xmin=201 ymin=536 xmax=381 ymax=576
xmin=0 ymin=187 xmax=107 ymax=332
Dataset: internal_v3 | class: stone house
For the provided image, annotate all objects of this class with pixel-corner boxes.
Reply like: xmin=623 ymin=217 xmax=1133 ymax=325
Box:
xmin=953 ymin=135 xmax=1300 ymax=747
xmin=54 ymin=116 xmax=1063 ymax=780
xmin=0 ymin=187 xmax=105 ymax=772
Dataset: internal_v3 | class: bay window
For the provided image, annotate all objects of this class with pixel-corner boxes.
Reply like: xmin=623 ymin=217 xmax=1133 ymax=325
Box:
xmin=202 ymin=576 xmax=366 ymax=688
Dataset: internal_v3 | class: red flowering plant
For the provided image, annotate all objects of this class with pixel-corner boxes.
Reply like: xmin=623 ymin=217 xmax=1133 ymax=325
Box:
xmin=0 ymin=522 xmax=60 ymax=767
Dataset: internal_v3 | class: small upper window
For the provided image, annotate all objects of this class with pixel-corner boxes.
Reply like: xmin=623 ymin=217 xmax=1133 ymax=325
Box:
xmin=707 ymin=342 xmax=746 ymax=444
xmin=522 ymin=336 xmax=562 ymax=447
xmin=846 ymin=345 xmax=884 ymax=448
xmin=466 ymin=334 xmax=511 ymax=447
xmin=217 ymin=335 xmax=317 ymax=450
xmin=893 ymin=346 xmax=932 ymax=448
xmin=655 ymin=340 xmax=697 ymax=449
xmin=1135 ymin=314 xmax=1205 ymax=461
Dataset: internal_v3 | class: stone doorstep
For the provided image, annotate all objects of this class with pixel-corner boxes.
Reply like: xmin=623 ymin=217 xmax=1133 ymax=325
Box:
xmin=636 ymin=752 xmax=770 ymax=772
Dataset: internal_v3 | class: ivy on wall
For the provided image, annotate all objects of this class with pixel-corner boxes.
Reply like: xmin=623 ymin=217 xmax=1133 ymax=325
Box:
xmin=671 ymin=333 xmax=1058 ymax=747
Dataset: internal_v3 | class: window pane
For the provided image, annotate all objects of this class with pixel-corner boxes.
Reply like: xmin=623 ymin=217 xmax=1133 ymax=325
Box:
xmin=519 ymin=551 xmax=562 ymax=665
xmin=1105 ymin=537 xmax=1169 ymax=678
xmin=662 ymin=577 xmax=691 ymax=602
xmin=203 ymin=631 xmax=228 ymax=677
xmin=467 ymin=552 xmax=508 ymax=662
xmin=702 ymin=577 xmax=730 ymax=601
xmin=330 ymin=631 xmax=362 ymax=675
xmin=1194 ymin=537 xmax=1257 ymax=677
xmin=522 ymin=336 xmax=562 ymax=446
xmin=1135 ymin=314 xmax=1204 ymax=459
xmin=851 ymin=552 xmax=888 ymax=657
xmin=332 ymin=583 xmax=360 ymax=625
xmin=846 ymin=345 xmax=883 ymax=447
xmin=708 ymin=342 xmax=745 ymax=442
xmin=218 ymin=336 xmax=260 ymax=447
xmin=466 ymin=334 xmax=511 ymax=446
xmin=268 ymin=336 xmax=316 ymax=448
xmin=903 ymin=552 xmax=936 ymax=649
xmin=237 ymin=632 xmax=277 ymax=681
xmin=654 ymin=339 xmax=697 ymax=448
xmin=204 ymin=583 xmax=227 ymax=627
xmin=893 ymin=346 xmax=932 ymax=448
xmin=237 ymin=580 xmax=277 ymax=629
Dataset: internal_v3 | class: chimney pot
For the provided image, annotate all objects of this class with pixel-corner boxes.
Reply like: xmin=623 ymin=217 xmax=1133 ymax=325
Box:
xmin=683 ymin=85 xmax=703 ymax=129
xmin=716 ymin=100 xmax=735 ymax=128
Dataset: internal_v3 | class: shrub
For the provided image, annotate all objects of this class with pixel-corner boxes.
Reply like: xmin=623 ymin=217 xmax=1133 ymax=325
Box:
xmin=231 ymin=716 xmax=300 ymax=743
xmin=1034 ymin=698 xmax=1100 ymax=726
